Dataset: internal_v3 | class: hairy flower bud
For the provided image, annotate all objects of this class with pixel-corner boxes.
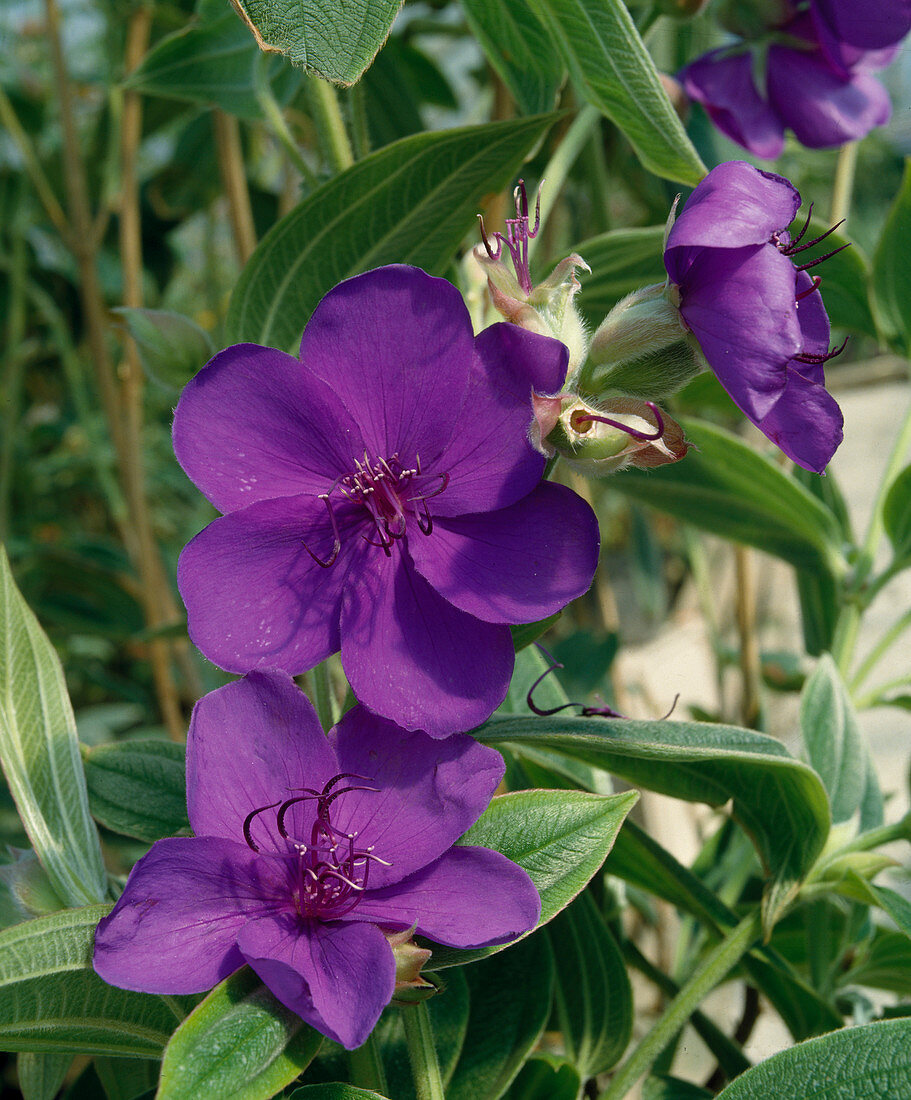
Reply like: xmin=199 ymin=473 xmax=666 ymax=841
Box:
xmin=580 ymin=284 xmax=703 ymax=401
xmin=546 ymin=395 xmax=689 ymax=476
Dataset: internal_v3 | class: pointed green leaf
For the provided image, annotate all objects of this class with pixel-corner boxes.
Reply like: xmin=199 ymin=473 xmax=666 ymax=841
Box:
xmin=612 ymin=420 xmax=846 ymax=574
xmin=547 ymin=890 xmax=631 ymax=1075
xmin=883 ymin=464 xmax=911 ymax=564
xmin=290 ymin=1087 xmax=389 ymax=1099
xmin=0 ymin=906 xmax=187 ymax=1055
xmin=843 ymin=929 xmax=911 ymax=995
xmin=0 ymin=547 xmax=106 ymax=907
xmin=446 ymin=933 xmax=554 ymax=1100
xmin=526 ymin=0 xmax=705 ymax=184
xmin=504 ymin=1054 xmax=581 ymax=1100
xmin=227 ymin=115 xmax=557 ymax=349
xmin=113 ymin=309 xmax=214 ymax=396
xmin=82 ymin=740 xmax=189 ymax=843
xmin=429 ymin=788 xmax=637 ymax=969
xmin=800 ymin=655 xmax=865 ymax=824
xmin=230 ymin=0 xmax=402 ymax=85
xmin=716 ymin=1018 xmax=911 ymax=1099
xmin=477 ymin=711 xmax=830 ymax=929
xmin=17 ymin=1052 xmax=72 ymax=1100
xmin=872 ymin=158 xmax=911 ymax=354
xmin=93 ymin=1057 xmax=158 ymax=1100
xmin=158 ymin=967 xmax=321 ymax=1100
xmin=644 ymin=1077 xmax=713 ymax=1100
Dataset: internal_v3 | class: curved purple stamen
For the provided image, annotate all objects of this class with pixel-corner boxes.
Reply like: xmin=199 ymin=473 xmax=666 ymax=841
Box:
xmin=796 ymin=275 xmax=822 ymax=302
xmin=302 ymin=493 xmax=341 ymax=569
xmin=795 ymin=242 xmax=850 ymax=272
xmin=478 ymin=179 xmax=541 ymax=295
xmin=242 ymin=800 xmax=282 ymax=852
xmin=572 ymin=402 xmax=665 ymax=443
xmin=794 ymin=335 xmax=849 ymax=366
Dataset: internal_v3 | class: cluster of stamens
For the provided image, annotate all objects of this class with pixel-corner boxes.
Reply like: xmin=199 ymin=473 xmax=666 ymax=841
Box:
xmin=478 ymin=178 xmax=541 ymax=295
xmin=243 ymin=773 xmax=391 ymax=920
xmin=304 ymin=452 xmax=449 ymax=568
xmin=773 ymin=203 xmax=850 ymax=368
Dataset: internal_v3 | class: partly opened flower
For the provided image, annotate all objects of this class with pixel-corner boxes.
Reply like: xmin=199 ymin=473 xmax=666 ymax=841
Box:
xmin=94 ymin=672 xmax=540 ymax=1050
xmin=664 ymin=161 xmax=843 ymax=472
xmin=173 ymin=265 xmax=599 ymax=737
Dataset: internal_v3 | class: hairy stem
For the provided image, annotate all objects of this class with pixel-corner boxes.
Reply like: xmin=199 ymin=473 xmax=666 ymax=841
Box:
xmin=306 ymin=77 xmax=355 ymax=174
xmin=600 ymin=911 xmax=762 ymax=1099
xmin=831 ymin=141 xmax=858 ymax=226
xmin=851 ymin=605 xmax=911 ymax=690
xmin=401 ymin=1003 xmax=446 ymax=1100
xmin=254 ymin=53 xmax=319 ymax=188
xmin=348 ymin=1032 xmax=389 ymax=1095
xmin=214 ymin=110 xmax=257 ymax=264
xmin=734 ymin=547 xmax=761 ymax=729
xmin=0 ymin=87 xmax=69 ymax=239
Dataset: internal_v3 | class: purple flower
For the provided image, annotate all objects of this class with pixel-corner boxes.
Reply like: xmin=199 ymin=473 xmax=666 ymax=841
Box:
xmin=173 ymin=265 xmax=599 ymax=737
xmin=680 ymin=8 xmax=902 ymax=157
xmin=665 ymin=161 xmax=843 ymax=472
xmin=94 ymin=672 xmax=540 ymax=1050
xmin=812 ymin=0 xmax=911 ymax=53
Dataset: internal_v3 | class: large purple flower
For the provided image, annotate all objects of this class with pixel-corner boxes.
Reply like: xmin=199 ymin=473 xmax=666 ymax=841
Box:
xmin=94 ymin=672 xmax=540 ymax=1050
xmin=680 ymin=7 xmax=902 ymax=157
xmin=665 ymin=161 xmax=843 ymax=472
xmin=173 ymin=265 xmax=599 ymax=737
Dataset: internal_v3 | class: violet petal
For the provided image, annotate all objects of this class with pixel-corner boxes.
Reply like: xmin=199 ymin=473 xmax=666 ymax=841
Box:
xmin=178 ymin=494 xmax=368 ymax=676
xmin=812 ymin=0 xmax=911 ymax=51
xmin=237 ymin=914 xmax=395 ymax=1050
xmin=347 ymin=846 xmax=541 ymax=948
xmin=94 ymin=837 xmax=289 ymax=994
xmin=326 ymin=707 xmax=505 ymax=889
xmin=186 ymin=671 xmax=338 ymax=851
xmin=339 ymin=552 xmax=514 ymax=736
xmin=755 ymin=368 xmax=845 ymax=473
xmin=409 ymin=482 xmax=599 ymax=624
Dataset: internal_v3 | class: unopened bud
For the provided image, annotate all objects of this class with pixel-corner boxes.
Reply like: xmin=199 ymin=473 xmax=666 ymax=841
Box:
xmin=581 ymin=284 xmax=703 ymax=401
xmin=0 ymin=848 xmax=66 ymax=920
xmin=385 ymin=928 xmax=436 ymax=1004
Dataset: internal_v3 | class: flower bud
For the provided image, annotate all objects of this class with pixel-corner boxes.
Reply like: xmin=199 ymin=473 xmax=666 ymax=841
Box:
xmin=0 ymin=848 xmax=66 ymax=921
xmin=580 ymin=284 xmax=703 ymax=401
xmin=385 ymin=928 xmax=437 ymax=1004
xmin=546 ymin=395 xmax=689 ymax=476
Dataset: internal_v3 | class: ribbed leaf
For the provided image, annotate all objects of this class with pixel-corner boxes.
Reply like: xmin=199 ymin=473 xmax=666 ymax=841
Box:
xmin=800 ymin=656 xmax=865 ymax=824
xmin=82 ymin=740 xmax=189 ymax=843
xmin=883 ymin=464 xmax=911 ymax=564
xmin=227 ymin=115 xmax=556 ymax=349
xmin=872 ymin=158 xmax=911 ymax=354
xmin=0 ymin=547 xmax=106 ymax=907
xmin=575 ymin=225 xmax=666 ymax=323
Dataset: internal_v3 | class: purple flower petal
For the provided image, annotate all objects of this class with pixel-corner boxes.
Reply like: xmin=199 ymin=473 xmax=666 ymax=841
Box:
xmin=347 ymin=846 xmax=540 ymax=948
xmin=237 ymin=914 xmax=395 ymax=1050
xmin=677 ymin=244 xmax=802 ymax=420
xmin=768 ymin=45 xmax=892 ymax=148
xmin=326 ymin=707 xmax=505 ymax=889
xmin=173 ymin=345 xmax=364 ymax=515
xmin=299 ymin=266 xmax=474 ymax=469
xmin=680 ymin=51 xmax=785 ymax=160
xmin=813 ymin=0 xmax=911 ymax=51
xmin=339 ymin=553 xmax=514 ymax=736
xmin=178 ymin=495 xmax=368 ymax=676
xmin=432 ymin=324 xmax=565 ymax=517
xmin=409 ymin=482 xmax=599 ymax=625
xmin=665 ymin=162 xmax=800 ymax=282
xmin=186 ymin=672 xmax=338 ymax=851
xmin=94 ymin=838 xmax=288 ymax=994
xmin=754 ymin=367 xmax=844 ymax=473
xmin=794 ymin=270 xmax=832 ymax=379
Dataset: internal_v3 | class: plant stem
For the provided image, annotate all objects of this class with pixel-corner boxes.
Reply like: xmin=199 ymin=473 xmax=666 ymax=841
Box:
xmin=306 ymin=77 xmax=354 ymax=174
xmin=253 ymin=53 xmax=319 ymax=188
xmin=311 ymin=658 xmax=339 ymax=731
xmin=0 ymin=86 xmax=70 ymax=239
xmin=348 ymin=1032 xmax=389 ymax=1095
xmin=855 ymin=673 xmax=911 ymax=711
xmin=348 ymin=81 xmax=371 ymax=161
xmin=851 ymin=605 xmax=911 ymax=690
xmin=600 ymin=911 xmax=762 ymax=1100
xmin=0 ymin=228 xmax=28 ymax=543
xmin=214 ymin=110 xmax=257 ymax=264
xmin=527 ymin=104 xmax=601 ymax=266
xmin=401 ymin=1003 xmax=445 ymax=1100
xmin=734 ymin=546 xmax=761 ymax=729
xmin=831 ymin=141 xmax=858 ymax=226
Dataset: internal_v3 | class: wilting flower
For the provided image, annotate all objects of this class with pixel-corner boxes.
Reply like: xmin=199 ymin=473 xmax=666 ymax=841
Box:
xmin=680 ymin=4 xmax=904 ymax=157
xmin=174 ymin=265 xmax=599 ymax=737
xmin=664 ymin=161 xmax=844 ymax=471
xmin=94 ymin=672 xmax=540 ymax=1050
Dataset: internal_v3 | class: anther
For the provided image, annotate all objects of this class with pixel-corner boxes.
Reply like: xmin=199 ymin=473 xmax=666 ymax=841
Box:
xmin=794 ymin=335 xmax=849 ymax=366
xmin=795 ymin=242 xmax=850 ymax=271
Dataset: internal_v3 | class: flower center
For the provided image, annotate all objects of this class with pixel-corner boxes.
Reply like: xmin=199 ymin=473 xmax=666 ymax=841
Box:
xmin=304 ymin=453 xmax=449 ymax=568
xmin=243 ymin=773 xmax=392 ymax=921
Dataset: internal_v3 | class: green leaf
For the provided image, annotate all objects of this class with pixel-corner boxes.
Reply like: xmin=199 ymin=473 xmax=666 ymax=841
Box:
xmin=17 ymin=1052 xmax=72 ymax=1100
xmin=509 ymin=614 xmax=561 ymax=653
xmin=715 ymin=1018 xmax=911 ymax=1099
xmin=0 ymin=906 xmax=187 ymax=1056
xmin=843 ymin=929 xmax=911 ymax=995
xmin=526 ymin=0 xmax=705 ymax=185
xmin=504 ymin=1054 xmax=581 ymax=1100
xmin=446 ymin=933 xmax=554 ymax=1100
xmin=547 ymin=890 xmax=631 ymax=1075
xmin=82 ymin=740 xmax=189 ymax=843
xmin=158 ymin=967 xmax=321 ymax=1100
xmin=643 ymin=1076 xmax=713 ymax=1100
xmin=574 ymin=225 xmax=667 ymax=324
xmin=872 ymin=158 xmax=911 ymax=354
xmin=800 ymin=655 xmax=864 ymax=824
xmin=429 ymin=787 xmax=637 ymax=969
xmin=230 ymin=0 xmax=401 ymax=84
xmin=794 ymin=220 xmax=876 ymax=340
xmin=612 ymin=420 xmax=846 ymax=575
xmin=290 ymin=1087 xmax=389 ymax=1099
xmin=126 ymin=14 xmax=298 ymax=119
xmin=227 ymin=115 xmax=557 ymax=349
xmin=883 ymin=464 xmax=911 ymax=564
xmin=460 ymin=0 xmax=563 ymax=115
xmin=93 ymin=1057 xmax=158 ymax=1100
xmin=478 ymin=711 xmax=831 ymax=930
xmin=0 ymin=547 xmax=106 ymax=907
xmin=113 ymin=309 xmax=214 ymax=395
